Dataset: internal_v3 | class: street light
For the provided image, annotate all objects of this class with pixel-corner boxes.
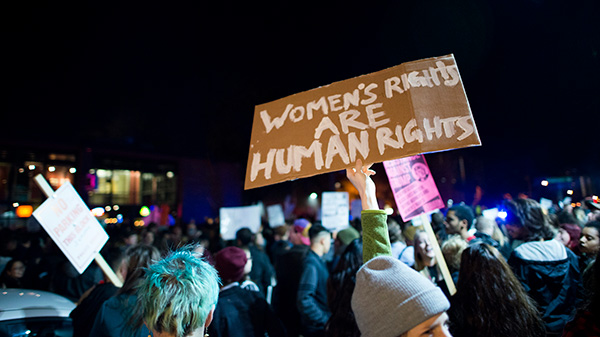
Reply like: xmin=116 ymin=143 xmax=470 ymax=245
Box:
xmin=541 ymin=180 xmax=549 ymax=186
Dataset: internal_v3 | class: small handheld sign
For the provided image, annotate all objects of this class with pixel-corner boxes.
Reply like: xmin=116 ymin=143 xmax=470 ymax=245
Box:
xmin=266 ymin=204 xmax=286 ymax=228
xmin=321 ymin=192 xmax=350 ymax=232
xmin=219 ymin=205 xmax=262 ymax=241
xmin=33 ymin=174 xmax=122 ymax=287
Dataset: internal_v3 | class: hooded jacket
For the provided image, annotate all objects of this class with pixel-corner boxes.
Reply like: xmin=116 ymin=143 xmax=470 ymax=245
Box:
xmin=508 ymin=239 xmax=583 ymax=334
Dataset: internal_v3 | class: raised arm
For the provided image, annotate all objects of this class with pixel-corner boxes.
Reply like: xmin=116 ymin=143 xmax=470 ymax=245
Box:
xmin=346 ymin=160 xmax=392 ymax=261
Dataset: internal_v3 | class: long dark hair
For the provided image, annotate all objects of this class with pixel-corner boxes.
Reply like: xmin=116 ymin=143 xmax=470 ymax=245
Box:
xmin=326 ymin=238 xmax=362 ymax=337
xmin=504 ymin=198 xmax=555 ymax=241
xmin=118 ymin=244 xmax=160 ymax=295
xmin=449 ymin=243 xmax=545 ymax=337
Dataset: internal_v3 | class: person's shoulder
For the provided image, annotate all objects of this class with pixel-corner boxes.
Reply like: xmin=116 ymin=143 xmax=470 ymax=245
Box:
xmin=513 ymin=239 xmax=567 ymax=262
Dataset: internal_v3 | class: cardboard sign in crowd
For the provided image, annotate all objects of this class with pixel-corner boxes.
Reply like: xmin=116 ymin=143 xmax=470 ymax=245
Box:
xmin=245 ymin=54 xmax=480 ymax=189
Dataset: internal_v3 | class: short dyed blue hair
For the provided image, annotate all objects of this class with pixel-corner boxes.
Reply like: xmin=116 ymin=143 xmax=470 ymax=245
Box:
xmin=136 ymin=245 xmax=220 ymax=337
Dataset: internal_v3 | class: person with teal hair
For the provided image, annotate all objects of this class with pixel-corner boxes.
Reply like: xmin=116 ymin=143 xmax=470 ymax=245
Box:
xmin=134 ymin=245 xmax=220 ymax=337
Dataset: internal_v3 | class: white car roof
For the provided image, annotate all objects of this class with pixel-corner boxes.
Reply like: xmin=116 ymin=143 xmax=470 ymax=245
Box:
xmin=0 ymin=289 xmax=76 ymax=321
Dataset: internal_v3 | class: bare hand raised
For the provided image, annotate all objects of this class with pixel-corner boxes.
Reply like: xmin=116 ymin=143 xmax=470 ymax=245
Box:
xmin=346 ymin=159 xmax=379 ymax=210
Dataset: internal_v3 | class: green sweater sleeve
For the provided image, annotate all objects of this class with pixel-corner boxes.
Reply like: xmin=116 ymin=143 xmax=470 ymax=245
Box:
xmin=361 ymin=209 xmax=392 ymax=262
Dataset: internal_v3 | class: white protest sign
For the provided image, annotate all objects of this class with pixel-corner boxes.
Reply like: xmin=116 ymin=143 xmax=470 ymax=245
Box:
xmin=33 ymin=181 xmax=109 ymax=274
xmin=267 ymin=204 xmax=286 ymax=228
xmin=540 ymin=198 xmax=553 ymax=211
xmin=321 ymin=192 xmax=350 ymax=232
xmin=219 ymin=205 xmax=262 ymax=240
xmin=482 ymin=208 xmax=499 ymax=220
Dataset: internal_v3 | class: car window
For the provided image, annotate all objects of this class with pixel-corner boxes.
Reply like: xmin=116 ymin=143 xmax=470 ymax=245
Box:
xmin=0 ymin=317 xmax=72 ymax=337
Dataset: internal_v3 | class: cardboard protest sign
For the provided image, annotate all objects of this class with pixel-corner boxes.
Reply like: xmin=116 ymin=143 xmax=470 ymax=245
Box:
xmin=33 ymin=181 xmax=109 ymax=274
xmin=219 ymin=205 xmax=262 ymax=240
xmin=321 ymin=192 xmax=350 ymax=232
xmin=384 ymin=155 xmax=445 ymax=222
xmin=266 ymin=204 xmax=286 ymax=228
xmin=246 ymin=54 xmax=480 ymax=189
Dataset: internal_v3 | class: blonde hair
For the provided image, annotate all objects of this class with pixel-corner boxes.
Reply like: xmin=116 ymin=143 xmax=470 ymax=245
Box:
xmin=413 ymin=230 xmax=434 ymax=271
xmin=441 ymin=235 xmax=468 ymax=271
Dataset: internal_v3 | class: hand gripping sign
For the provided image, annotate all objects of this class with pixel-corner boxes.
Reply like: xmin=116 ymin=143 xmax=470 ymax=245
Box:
xmin=33 ymin=175 xmax=121 ymax=286
xmin=245 ymin=54 xmax=480 ymax=189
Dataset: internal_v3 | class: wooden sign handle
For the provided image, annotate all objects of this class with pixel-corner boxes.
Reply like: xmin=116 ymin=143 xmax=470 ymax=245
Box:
xmin=420 ymin=213 xmax=456 ymax=296
xmin=34 ymin=174 xmax=123 ymax=287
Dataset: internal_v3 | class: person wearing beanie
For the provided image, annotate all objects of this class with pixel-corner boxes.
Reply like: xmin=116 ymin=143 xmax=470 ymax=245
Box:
xmin=329 ymin=226 xmax=361 ymax=270
xmin=346 ymin=160 xmax=451 ymax=337
xmin=353 ymin=256 xmax=451 ymax=337
xmin=215 ymin=246 xmax=250 ymax=284
xmin=296 ymin=224 xmax=333 ymax=337
xmin=291 ymin=218 xmax=312 ymax=246
xmin=209 ymin=246 xmax=286 ymax=337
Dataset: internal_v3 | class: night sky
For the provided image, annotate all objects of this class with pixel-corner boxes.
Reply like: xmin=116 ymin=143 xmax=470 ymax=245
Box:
xmin=3 ymin=1 xmax=599 ymax=200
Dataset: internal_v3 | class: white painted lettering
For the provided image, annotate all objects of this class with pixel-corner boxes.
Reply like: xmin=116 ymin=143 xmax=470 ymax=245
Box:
xmin=384 ymin=76 xmax=404 ymax=98
xmin=366 ymin=103 xmax=390 ymax=129
xmin=441 ymin=117 xmax=459 ymax=138
xmin=456 ymin=116 xmax=475 ymax=140
xmin=307 ymin=97 xmax=329 ymax=119
xmin=376 ymin=125 xmax=404 ymax=155
xmin=250 ymin=149 xmax=276 ymax=181
xmin=289 ymin=106 xmax=305 ymax=123
xmin=260 ymin=104 xmax=293 ymax=133
xmin=314 ymin=116 xmax=340 ymax=139
xmin=404 ymin=119 xmax=424 ymax=143
xmin=293 ymin=141 xmax=324 ymax=172
xmin=327 ymin=94 xmax=343 ymax=112
xmin=361 ymin=83 xmax=378 ymax=105
xmin=348 ymin=131 xmax=370 ymax=162
xmin=339 ymin=110 xmax=368 ymax=134
xmin=325 ymin=134 xmax=350 ymax=169
xmin=342 ymin=89 xmax=360 ymax=110
xmin=275 ymin=146 xmax=294 ymax=174
xmin=423 ymin=117 xmax=443 ymax=140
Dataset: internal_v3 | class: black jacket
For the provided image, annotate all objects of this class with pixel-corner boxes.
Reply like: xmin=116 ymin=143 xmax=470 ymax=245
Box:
xmin=208 ymin=284 xmax=286 ymax=337
xmin=297 ymin=250 xmax=331 ymax=337
xmin=508 ymin=239 xmax=583 ymax=334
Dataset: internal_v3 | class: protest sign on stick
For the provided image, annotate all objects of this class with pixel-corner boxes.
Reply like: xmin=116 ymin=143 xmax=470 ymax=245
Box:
xmin=246 ymin=54 xmax=480 ymax=189
xmin=383 ymin=156 xmax=455 ymax=295
xmin=32 ymin=174 xmax=122 ymax=287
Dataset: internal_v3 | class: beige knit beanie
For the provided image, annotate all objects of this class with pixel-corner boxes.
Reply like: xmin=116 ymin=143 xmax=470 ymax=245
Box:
xmin=351 ymin=256 xmax=450 ymax=336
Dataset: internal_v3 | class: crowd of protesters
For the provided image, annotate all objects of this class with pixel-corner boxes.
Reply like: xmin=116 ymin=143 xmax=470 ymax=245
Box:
xmin=1 ymin=168 xmax=599 ymax=337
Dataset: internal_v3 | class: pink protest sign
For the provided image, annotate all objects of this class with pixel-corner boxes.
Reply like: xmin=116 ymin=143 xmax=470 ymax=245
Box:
xmin=383 ymin=155 xmax=444 ymax=222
